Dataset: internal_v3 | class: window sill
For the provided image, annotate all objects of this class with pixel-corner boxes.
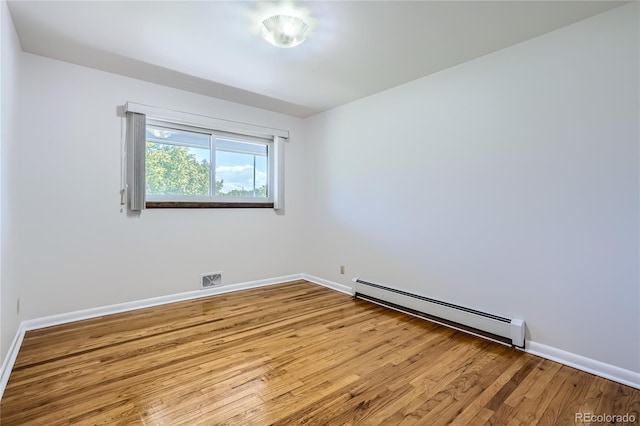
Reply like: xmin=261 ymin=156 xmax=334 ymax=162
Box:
xmin=146 ymin=201 xmax=274 ymax=209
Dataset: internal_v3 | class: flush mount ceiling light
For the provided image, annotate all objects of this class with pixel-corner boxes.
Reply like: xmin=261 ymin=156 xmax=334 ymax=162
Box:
xmin=260 ymin=14 xmax=310 ymax=48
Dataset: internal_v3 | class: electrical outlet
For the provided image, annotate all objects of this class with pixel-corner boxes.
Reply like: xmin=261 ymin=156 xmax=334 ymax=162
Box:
xmin=340 ymin=265 xmax=345 ymax=275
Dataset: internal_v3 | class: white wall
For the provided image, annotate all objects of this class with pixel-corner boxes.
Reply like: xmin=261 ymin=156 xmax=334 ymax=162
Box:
xmin=1 ymin=0 xmax=23 ymax=363
xmin=14 ymin=53 xmax=307 ymax=323
xmin=1 ymin=0 xmax=638 ymax=381
xmin=304 ymin=3 xmax=639 ymax=373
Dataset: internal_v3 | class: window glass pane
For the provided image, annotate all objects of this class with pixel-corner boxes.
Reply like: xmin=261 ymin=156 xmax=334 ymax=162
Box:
xmin=217 ymin=138 xmax=267 ymax=156
xmin=215 ymin=138 xmax=268 ymax=198
xmin=146 ymin=125 xmax=210 ymax=149
xmin=145 ymin=127 xmax=211 ymax=197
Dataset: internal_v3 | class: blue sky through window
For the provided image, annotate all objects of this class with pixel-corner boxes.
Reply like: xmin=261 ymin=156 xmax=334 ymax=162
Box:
xmin=216 ymin=151 xmax=267 ymax=194
xmin=191 ymin=148 xmax=267 ymax=194
xmin=148 ymin=125 xmax=267 ymax=197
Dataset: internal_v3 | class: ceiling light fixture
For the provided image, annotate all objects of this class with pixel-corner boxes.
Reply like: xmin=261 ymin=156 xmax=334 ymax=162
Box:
xmin=260 ymin=14 xmax=310 ymax=48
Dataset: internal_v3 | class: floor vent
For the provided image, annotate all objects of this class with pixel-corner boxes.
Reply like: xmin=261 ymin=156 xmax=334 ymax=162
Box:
xmin=353 ymin=278 xmax=525 ymax=348
xmin=201 ymin=272 xmax=222 ymax=289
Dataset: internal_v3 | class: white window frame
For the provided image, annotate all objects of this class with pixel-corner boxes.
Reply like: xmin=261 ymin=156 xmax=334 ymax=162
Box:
xmin=146 ymin=119 xmax=274 ymax=204
xmin=124 ymin=102 xmax=287 ymax=210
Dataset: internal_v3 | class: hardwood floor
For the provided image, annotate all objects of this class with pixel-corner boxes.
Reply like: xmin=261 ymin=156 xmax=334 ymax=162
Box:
xmin=1 ymin=280 xmax=638 ymax=425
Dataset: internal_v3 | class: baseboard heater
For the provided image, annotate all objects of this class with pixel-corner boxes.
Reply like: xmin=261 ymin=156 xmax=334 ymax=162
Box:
xmin=353 ymin=278 xmax=525 ymax=349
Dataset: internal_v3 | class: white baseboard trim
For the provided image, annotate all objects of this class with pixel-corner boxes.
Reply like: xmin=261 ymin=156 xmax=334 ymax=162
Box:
xmin=527 ymin=341 xmax=640 ymax=390
xmin=22 ymin=274 xmax=304 ymax=332
xmin=0 ymin=323 xmax=26 ymax=400
xmin=302 ymin=274 xmax=354 ymax=295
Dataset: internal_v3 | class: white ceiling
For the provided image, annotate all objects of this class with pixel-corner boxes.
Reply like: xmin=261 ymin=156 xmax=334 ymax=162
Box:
xmin=8 ymin=1 xmax=626 ymax=117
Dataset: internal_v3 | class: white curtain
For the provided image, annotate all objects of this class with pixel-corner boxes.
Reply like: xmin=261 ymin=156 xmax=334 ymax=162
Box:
xmin=126 ymin=112 xmax=146 ymax=211
xmin=273 ymin=136 xmax=284 ymax=211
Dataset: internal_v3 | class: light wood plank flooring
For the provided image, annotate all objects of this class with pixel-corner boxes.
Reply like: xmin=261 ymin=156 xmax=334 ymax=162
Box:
xmin=1 ymin=280 xmax=638 ymax=425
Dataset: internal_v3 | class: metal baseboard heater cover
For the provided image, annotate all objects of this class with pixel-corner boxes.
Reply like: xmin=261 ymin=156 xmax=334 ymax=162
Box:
xmin=353 ymin=278 xmax=525 ymax=348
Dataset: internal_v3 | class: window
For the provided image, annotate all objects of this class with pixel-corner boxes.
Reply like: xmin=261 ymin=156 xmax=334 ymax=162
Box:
xmin=124 ymin=102 xmax=287 ymax=211
xmin=145 ymin=121 xmax=272 ymax=206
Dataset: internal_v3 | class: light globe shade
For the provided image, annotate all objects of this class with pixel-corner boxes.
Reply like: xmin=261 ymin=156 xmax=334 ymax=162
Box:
xmin=261 ymin=15 xmax=310 ymax=48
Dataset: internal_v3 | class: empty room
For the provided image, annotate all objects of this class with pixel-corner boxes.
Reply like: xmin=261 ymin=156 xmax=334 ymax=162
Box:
xmin=0 ymin=0 xmax=639 ymax=424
